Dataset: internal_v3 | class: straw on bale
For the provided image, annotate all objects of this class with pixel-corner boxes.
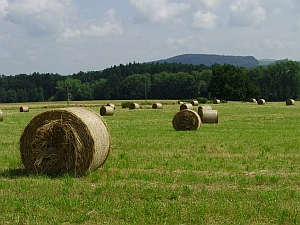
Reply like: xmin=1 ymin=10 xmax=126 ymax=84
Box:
xmin=180 ymin=103 xmax=193 ymax=111
xmin=200 ymin=109 xmax=218 ymax=124
xmin=129 ymin=103 xmax=140 ymax=110
xmin=152 ymin=102 xmax=163 ymax=109
xmin=20 ymin=107 xmax=111 ymax=177
xmin=172 ymin=109 xmax=201 ymax=131
xmin=190 ymin=100 xmax=199 ymax=106
xmin=257 ymin=99 xmax=266 ymax=105
xmin=286 ymin=99 xmax=295 ymax=105
xmin=0 ymin=109 xmax=3 ymax=122
xmin=100 ymin=105 xmax=114 ymax=116
xmin=20 ymin=106 xmax=29 ymax=112
xmin=198 ymin=105 xmax=213 ymax=120
xmin=106 ymin=103 xmax=115 ymax=109
xmin=249 ymin=98 xmax=257 ymax=103
xmin=213 ymin=99 xmax=221 ymax=104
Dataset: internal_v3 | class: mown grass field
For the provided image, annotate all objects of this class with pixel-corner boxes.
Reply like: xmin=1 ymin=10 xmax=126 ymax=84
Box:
xmin=1 ymin=100 xmax=300 ymax=224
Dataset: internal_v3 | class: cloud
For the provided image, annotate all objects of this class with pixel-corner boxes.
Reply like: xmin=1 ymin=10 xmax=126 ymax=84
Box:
xmin=228 ymin=0 xmax=266 ymax=27
xmin=0 ymin=0 xmax=8 ymax=19
xmin=192 ymin=11 xmax=218 ymax=30
xmin=129 ymin=0 xmax=190 ymax=25
xmin=166 ymin=35 xmax=195 ymax=49
xmin=4 ymin=0 xmax=73 ymax=35
xmin=82 ymin=8 xmax=123 ymax=37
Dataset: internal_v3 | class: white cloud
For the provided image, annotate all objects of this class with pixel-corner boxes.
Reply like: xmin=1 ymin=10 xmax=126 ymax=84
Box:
xmin=192 ymin=11 xmax=218 ymax=30
xmin=228 ymin=0 xmax=266 ymax=27
xmin=263 ymin=38 xmax=284 ymax=50
xmin=166 ymin=35 xmax=195 ymax=50
xmin=129 ymin=0 xmax=190 ymax=25
xmin=0 ymin=0 xmax=8 ymax=19
xmin=82 ymin=9 xmax=123 ymax=37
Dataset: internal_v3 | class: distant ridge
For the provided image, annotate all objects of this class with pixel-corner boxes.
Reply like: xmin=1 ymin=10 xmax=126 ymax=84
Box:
xmin=153 ymin=54 xmax=259 ymax=68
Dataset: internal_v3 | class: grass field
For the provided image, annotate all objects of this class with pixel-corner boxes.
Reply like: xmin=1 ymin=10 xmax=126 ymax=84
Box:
xmin=1 ymin=100 xmax=300 ymax=224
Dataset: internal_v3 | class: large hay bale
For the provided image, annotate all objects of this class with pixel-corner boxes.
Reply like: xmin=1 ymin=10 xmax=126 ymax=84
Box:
xmin=100 ymin=106 xmax=114 ymax=116
xmin=249 ymin=98 xmax=257 ymax=103
xmin=190 ymin=100 xmax=199 ymax=106
xmin=129 ymin=103 xmax=140 ymax=110
xmin=180 ymin=103 xmax=193 ymax=111
xmin=257 ymin=99 xmax=266 ymax=105
xmin=198 ymin=105 xmax=213 ymax=120
xmin=201 ymin=109 xmax=218 ymax=124
xmin=152 ymin=102 xmax=163 ymax=109
xmin=0 ymin=109 xmax=3 ymax=122
xmin=213 ymin=99 xmax=221 ymax=104
xmin=20 ymin=106 xmax=29 ymax=112
xmin=20 ymin=107 xmax=111 ymax=177
xmin=286 ymin=99 xmax=295 ymax=105
xmin=106 ymin=103 xmax=115 ymax=109
xmin=172 ymin=109 xmax=201 ymax=131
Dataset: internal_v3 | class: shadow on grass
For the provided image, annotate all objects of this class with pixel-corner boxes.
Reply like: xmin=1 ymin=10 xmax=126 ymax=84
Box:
xmin=0 ymin=168 xmax=29 ymax=178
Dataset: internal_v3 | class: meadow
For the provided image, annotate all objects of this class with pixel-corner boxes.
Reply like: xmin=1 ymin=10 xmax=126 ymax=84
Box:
xmin=1 ymin=100 xmax=300 ymax=224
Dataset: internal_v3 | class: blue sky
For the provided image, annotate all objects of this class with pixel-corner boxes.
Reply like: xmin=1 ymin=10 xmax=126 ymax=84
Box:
xmin=0 ymin=0 xmax=299 ymax=75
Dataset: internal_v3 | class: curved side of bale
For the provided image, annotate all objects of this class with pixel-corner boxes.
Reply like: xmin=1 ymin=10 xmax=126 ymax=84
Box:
xmin=190 ymin=100 xmax=199 ymax=106
xmin=20 ymin=106 xmax=29 ymax=112
xmin=100 ymin=106 xmax=114 ymax=116
xmin=20 ymin=107 xmax=111 ymax=177
xmin=286 ymin=99 xmax=295 ymax=105
xmin=106 ymin=103 xmax=116 ymax=109
xmin=257 ymin=99 xmax=266 ymax=105
xmin=172 ymin=109 xmax=201 ymax=131
xmin=201 ymin=109 xmax=218 ymax=124
xmin=198 ymin=106 xmax=213 ymax=121
xmin=213 ymin=99 xmax=220 ymax=104
xmin=152 ymin=102 xmax=163 ymax=109
xmin=0 ymin=109 xmax=3 ymax=122
xmin=180 ymin=103 xmax=193 ymax=111
xmin=129 ymin=103 xmax=140 ymax=110
xmin=249 ymin=98 xmax=257 ymax=103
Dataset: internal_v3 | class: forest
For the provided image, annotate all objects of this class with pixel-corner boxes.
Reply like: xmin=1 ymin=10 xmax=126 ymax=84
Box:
xmin=0 ymin=60 xmax=300 ymax=103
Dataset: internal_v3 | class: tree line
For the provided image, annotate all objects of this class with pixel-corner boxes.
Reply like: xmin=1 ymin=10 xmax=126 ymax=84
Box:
xmin=0 ymin=60 xmax=300 ymax=103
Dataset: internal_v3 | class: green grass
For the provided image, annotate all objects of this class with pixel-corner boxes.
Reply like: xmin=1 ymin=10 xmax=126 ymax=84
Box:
xmin=1 ymin=100 xmax=300 ymax=224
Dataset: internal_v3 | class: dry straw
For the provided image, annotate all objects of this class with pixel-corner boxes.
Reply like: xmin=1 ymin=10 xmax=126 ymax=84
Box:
xmin=0 ymin=109 xmax=3 ymax=122
xmin=257 ymin=99 xmax=266 ymax=105
xmin=20 ymin=106 xmax=29 ymax=112
xmin=190 ymin=100 xmax=199 ymax=106
xmin=198 ymin=105 xmax=213 ymax=120
xmin=180 ymin=103 xmax=194 ymax=111
xmin=213 ymin=99 xmax=221 ymax=104
xmin=286 ymin=99 xmax=295 ymax=105
xmin=129 ymin=103 xmax=140 ymax=110
xmin=200 ymin=109 xmax=218 ymax=124
xmin=172 ymin=109 xmax=201 ymax=131
xmin=152 ymin=102 xmax=163 ymax=109
xmin=106 ymin=103 xmax=116 ymax=109
xmin=20 ymin=107 xmax=111 ymax=177
xmin=100 ymin=106 xmax=114 ymax=116
xmin=249 ymin=98 xmax=257 ymax=103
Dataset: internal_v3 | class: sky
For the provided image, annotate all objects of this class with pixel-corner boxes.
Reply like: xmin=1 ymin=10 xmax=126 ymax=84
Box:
xmin=0 ymin=0 xmax=299 ymax=75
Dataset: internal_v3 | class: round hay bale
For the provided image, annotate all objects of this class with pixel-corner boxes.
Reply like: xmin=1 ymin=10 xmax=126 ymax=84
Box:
xmin=19 ymin=107 xmax=111 ymax=177
xmin=190 ymin=100 xmax=199 ymax=106
xmin=180 ymin=103 xmax=193 ymax=111
xmin=249 ymin=98 xmax=257 ymax=103
xmin=129 ymin=103 xmax=140 ymax=110
xmin=286 ymin=99 xmax=295 ymax=105
xmin=106 ymin=103 xmax=115 ymax=109
xmin=201 ymin=109 xmax=218 ymax=124
xmin=20 ymin=106 xmax=29 ymax=112
xmin=100 ymin=106 xmax=114 ymax=116
xmin=213 ymin=99 xmax=220 ymax=104
xmin=0 ymin=109 xmax=3 ymax=122
xmin=257 ymin=99 xmax=266 ymax=105
xmin=198 ymin=105 xmax=213 ymax=120
xmin=152 ymin=102 xmax=163 ymax=109
xmin=172 ymin=109 xmax=201 ymax=131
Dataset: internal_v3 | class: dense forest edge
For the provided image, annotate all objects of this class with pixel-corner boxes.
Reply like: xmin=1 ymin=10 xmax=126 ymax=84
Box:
xmin=1 ymin=59 xmax=300 ymax=103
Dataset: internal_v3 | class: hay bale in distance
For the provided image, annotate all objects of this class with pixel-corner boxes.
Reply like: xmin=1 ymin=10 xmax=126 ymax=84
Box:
xmin=106 ymin=103 xmax=115 ymax=109
xmin=100 ymin=106 xmax=114 ymax=116
xmin=286 ymin=99 xmax=295 ymax=105
xmin=198 ymin=105 xmax=213 ymax=121
xmin=20 ymin=106 xmax=29 ymax=112
xmin=19 ymin=107 xmax=111 ymax=177
xmin=257 ymin=99 xmax=266 ymax=105
xmin=152 ymin=102 xmax=163 ymax=109
xmin=200 ymin=109 xmax=218 ymax=124
xmin=190 ymin=100 xmax=199 ymax=106
xmin=180 ymin=103 xmax=193 ymax=111
xmin=172 ymin=109 xmax=201 ymax=131
xmin=0 ymin=109 xmax=3 ymax=122
xmin=129 ymin=103 xmax=140 ymax=110
xmin=213 ymin=99 xmax=221 ymax=104
xmin=249 ymin=98 xmax=257 ymax=103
